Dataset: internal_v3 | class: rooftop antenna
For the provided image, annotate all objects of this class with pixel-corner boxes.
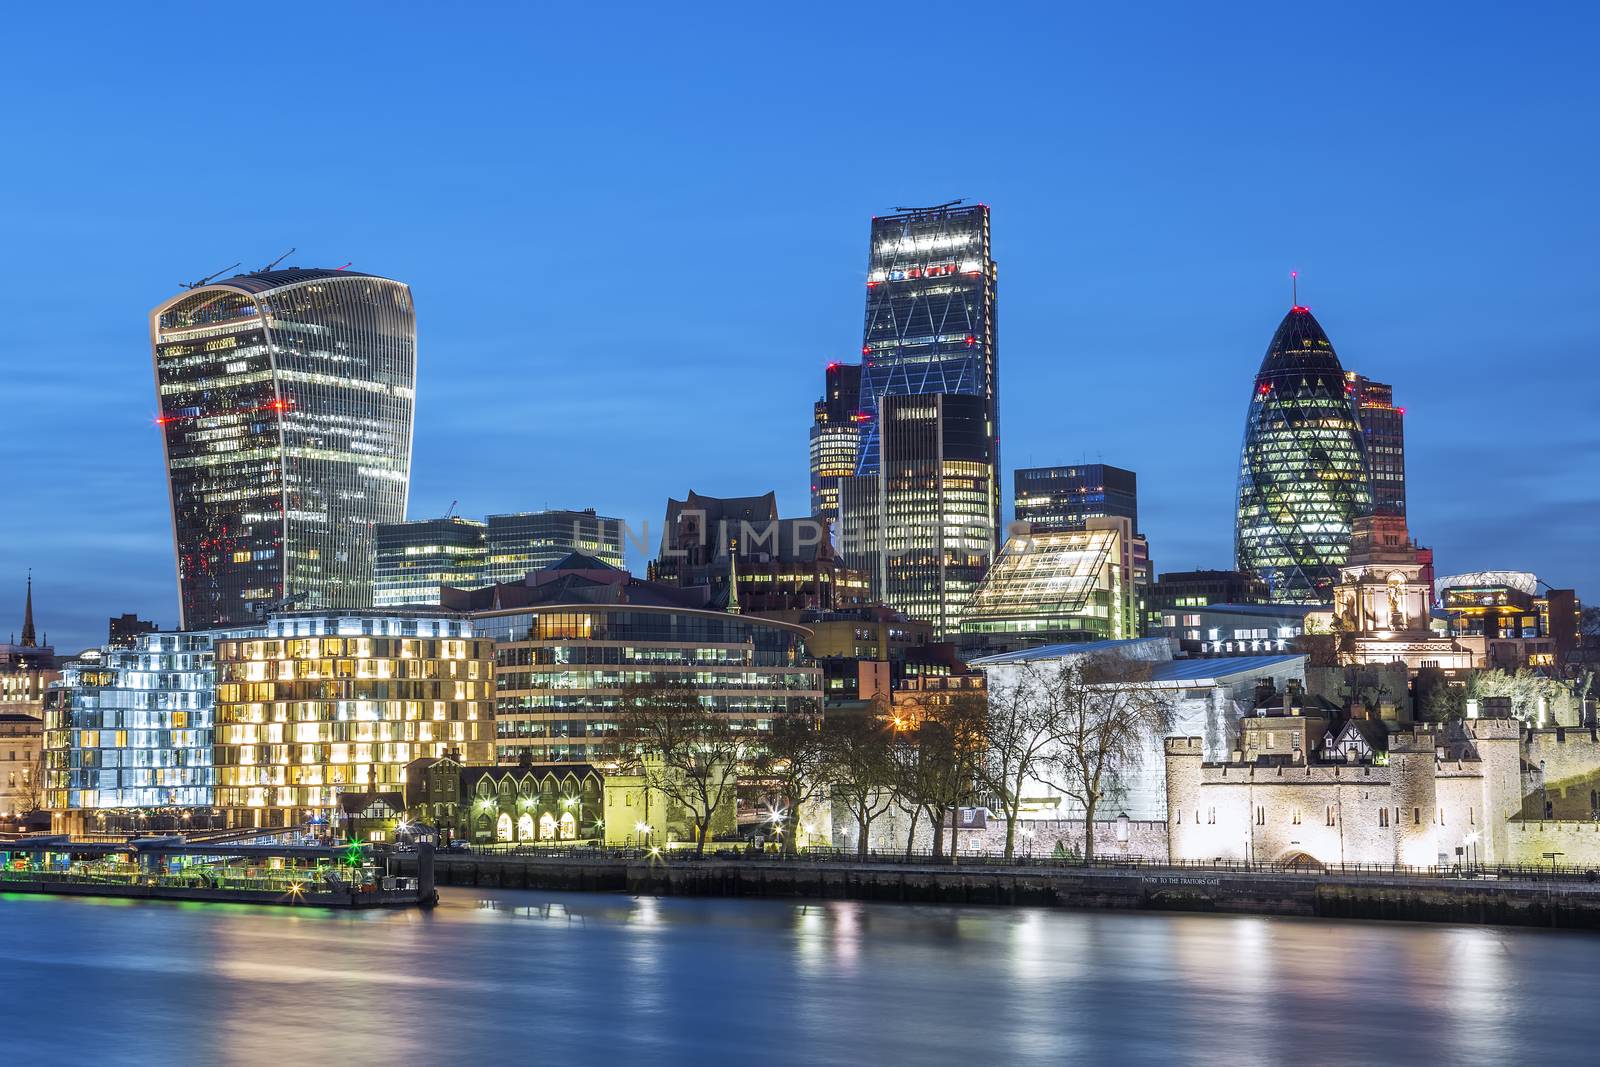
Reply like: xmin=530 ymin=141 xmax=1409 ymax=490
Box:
xmin=1292 ymin=270 xmax=1299 ymax=306
xmin=260 ymin=247 xmax=296 ymax=273
xmin=181 ymin=262 xmax=240 ymax=290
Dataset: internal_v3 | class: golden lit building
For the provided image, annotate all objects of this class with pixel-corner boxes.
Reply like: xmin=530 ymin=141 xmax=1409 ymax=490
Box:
xmin=212 ymin=611 xmax=493 ymax=828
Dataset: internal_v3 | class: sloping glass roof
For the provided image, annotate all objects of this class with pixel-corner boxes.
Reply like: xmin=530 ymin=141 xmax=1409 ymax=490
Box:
xmin=961 ymin=528 xmax=1118 ymax=625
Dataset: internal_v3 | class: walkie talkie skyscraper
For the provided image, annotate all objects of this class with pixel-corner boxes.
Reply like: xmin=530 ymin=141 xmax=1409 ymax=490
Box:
xmin=150 ymin=267 xmax=416 ymax=629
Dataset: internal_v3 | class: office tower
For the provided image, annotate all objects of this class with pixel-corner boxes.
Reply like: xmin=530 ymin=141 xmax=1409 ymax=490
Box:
xmin=809 ymin=361 xmax=862 ymax=530
xmin=1346 ymin=372 xmax=1407 ymax=517
xmin=212 ymin=611 xmax=493 ymax=828
xmin=483 ymin=509 xmax=625 ymax=584
xmin=1013 ymin=464 xmax=1138 ymax=533
xmin=844 ymin=202 xmax=1000 ymax=632
xmin=151 ymin=267 xmax=417 ymax=629
xmin=839 ymin=393 xmax=996 ymax=637
xmin=374 ymin=517 xmax=488 ymax=606
xmin=959 ymin=516 xmax=1139 ymax=653
xmin=1235 ymin=302 xmax=1370 ymax=604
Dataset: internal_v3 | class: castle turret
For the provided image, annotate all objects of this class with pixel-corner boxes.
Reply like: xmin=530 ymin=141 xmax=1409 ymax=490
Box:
xmin=1164 ymin=736 xmax=1205 ymax=863
xmin=1389 ymin=728 xmax=1440 ymax=867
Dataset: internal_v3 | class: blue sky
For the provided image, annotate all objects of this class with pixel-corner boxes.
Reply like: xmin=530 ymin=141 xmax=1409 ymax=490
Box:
xmin=2 ymin=1 xmax=1597 ymax=652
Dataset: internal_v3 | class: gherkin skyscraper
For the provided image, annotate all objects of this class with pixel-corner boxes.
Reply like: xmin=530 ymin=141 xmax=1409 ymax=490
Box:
xmin=1235 ymin=304 xmax=1371 ymax=604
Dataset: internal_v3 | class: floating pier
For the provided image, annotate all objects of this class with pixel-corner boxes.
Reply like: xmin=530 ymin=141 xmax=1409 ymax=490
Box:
xmin=0 ymin=836 xmax=436 ymax=909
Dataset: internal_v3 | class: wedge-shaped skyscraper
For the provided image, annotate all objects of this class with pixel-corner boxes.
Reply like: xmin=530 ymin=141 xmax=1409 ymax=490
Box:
xmin=151 ymin=268 xmax=416 ymax=628
xmin=1235 ymin=304 xmax=1370 ymax=604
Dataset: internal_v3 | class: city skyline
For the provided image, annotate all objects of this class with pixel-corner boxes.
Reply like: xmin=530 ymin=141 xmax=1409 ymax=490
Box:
xmin=4 ymin=5 xmax=1599 ymax=651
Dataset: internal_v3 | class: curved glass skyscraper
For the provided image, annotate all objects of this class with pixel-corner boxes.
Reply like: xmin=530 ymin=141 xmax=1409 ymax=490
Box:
xmin=151 ymin=268 xmax=416 ymax=629
xmin=1235 ymin=304 xmax=1370 ymax=604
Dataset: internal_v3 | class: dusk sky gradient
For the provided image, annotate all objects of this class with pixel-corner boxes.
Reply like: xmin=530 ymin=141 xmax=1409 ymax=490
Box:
xmin=3 ymin=2 xmax=1597 ymax=652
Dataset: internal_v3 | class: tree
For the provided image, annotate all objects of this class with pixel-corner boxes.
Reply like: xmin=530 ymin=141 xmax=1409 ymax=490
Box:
xmin=616 ymin=678 xmax=745 ymax=858
xmin=822 ymin=707 xmax=898 ymax=860
xmin=890 ymin=693 xmax=986 ymax=863
xmin=748 ymin=711 xmax=829 ymax=856
xmin=980 ymin=669 xmax=1060 ymax=860
xmin=1037 ymin=653 xmax=1172 ymax=862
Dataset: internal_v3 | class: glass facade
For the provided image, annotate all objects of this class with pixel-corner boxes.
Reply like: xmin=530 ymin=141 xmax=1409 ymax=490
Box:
xmin=374 ymin=517 xmax=488 ymax=606
xmin=959 ymin=520 xmax=1136 ymax=646
xmin=473 ymin=605 xmax=820 ymax=765
xmin=43 ymin=632 xmax=223 ymax=811
xmin=150 ymin=268 xmax=417 ymax=630
xmin=1346 ymin=372 xmax=1407 ymax=517
xmin=483 ymin=510 xmax=626 ymax=585
xmin=844 ymin=203 xmax=1000 ymax=634
xmin=1013 ymin=464 xmax=1138 ymax=532
xmin=809 ymin=361 xmax=861 ymax=530
xmin=211 ymin=613 xmax=493 ymax=827
xmin=1235 ymin=306 xmax=1371 ymax=604
xmin=839 ymin=393 xmax=995 ymax=638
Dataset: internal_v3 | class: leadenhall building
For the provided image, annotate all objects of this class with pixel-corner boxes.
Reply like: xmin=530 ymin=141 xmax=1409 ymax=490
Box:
xmin=1234 ymin=302 xmax=1370 ymax=604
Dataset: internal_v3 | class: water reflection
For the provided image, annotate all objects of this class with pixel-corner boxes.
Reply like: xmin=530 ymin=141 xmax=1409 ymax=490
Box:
xmin=1 ymin=889 xmax=1596 ymax=1066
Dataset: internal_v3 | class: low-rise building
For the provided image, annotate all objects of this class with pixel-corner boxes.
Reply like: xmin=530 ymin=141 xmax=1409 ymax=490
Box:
xmin=1158 ymin=602 xmax=1326 ymax=657
xmin=0 ymin=713 xmax=43 ymax=826
xmin=444 ymin=555 xmax=821 ymax=765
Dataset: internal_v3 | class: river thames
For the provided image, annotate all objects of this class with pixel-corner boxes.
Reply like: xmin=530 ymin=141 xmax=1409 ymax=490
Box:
xmin=2 ymin=888 xmax=1596 ymax=1064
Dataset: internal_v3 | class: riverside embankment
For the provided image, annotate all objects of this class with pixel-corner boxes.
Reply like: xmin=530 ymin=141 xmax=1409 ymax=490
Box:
xmin=393 ymin=851 xmax=1600 ymax=930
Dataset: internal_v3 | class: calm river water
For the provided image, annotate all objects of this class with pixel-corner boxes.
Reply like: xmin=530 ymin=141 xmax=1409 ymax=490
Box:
xmin=1 ymin=887 xmax=1596 ymax=1064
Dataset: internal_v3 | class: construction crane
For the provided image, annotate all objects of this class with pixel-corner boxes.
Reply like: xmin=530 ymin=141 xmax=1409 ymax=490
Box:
xmin=445 ymin=499 xmax=459 ymax=520
xmin=180 ymin=262 xmax=240 ymax=290
xmin=259 ymin=248 xmax=296 ymax=272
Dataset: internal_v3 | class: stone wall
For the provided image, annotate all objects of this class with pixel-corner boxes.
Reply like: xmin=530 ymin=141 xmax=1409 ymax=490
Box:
xmin=835 ymin=800 xmax=1167 ymax=862
xmin=1524 ymin=727 xmax=1600 ymax=819
xmin=1505 ymin=820 xmax=1600 ymax=868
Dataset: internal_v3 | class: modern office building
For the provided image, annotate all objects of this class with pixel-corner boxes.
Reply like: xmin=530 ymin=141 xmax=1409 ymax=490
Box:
xmin=857 ymin=201 xmax=997 ymax=483
xmin=958 ymin=517 xmax=1139 ymax=654
xmin=484 ymin=509 xmax=625 ymax=584
xmin=151 ymin=267 xmax=417 ymax=629
xmin=211 ymin=611 xmax=494 ymax=828
xmin=845 ymin=202 xmax=1001 ymax=634
xmin=374 ymin=517 xmax=488 ymax=606
xmin=809 ymin=361 xmax=862 ymax=530
xmin=42 ymin=631 xmax=224 ymax=833
xmin=1235 ymin=303 xmax=1371 ymax=604
xmin=1346 ymin=372 xmax=1407 ymax=517
xmin=652 ymin=490 xmax=867 ymax=614
xmin=442 ymin=557 xmax=821 ymax=765
xmin=839 ymin=392 xmax=997 ymax=637
xmin=1013 ymin=464 xmax=1138 ymax=533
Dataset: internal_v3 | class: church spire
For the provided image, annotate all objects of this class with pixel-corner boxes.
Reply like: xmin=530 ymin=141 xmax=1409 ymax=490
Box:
xmin=20 ymin=571 xmax=36 ymax=648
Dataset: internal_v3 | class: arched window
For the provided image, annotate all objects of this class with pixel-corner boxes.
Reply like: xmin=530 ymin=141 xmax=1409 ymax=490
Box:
xmin=517 ymin=813 xmax=535 ymax=841
xmin=539 ymin=813 xmax=558 ymax=840
xmin=559 ymin=811 xmax=577 ymax=840
xmin=496 ymin=813 xmax=514 ymax=841
xmin=475 ymin=814 xmax=491 ymax=839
